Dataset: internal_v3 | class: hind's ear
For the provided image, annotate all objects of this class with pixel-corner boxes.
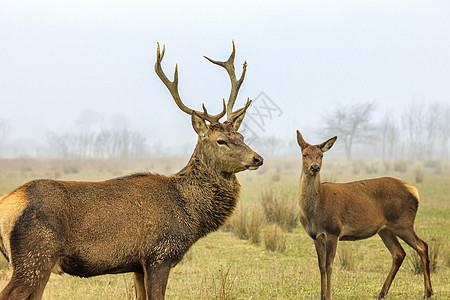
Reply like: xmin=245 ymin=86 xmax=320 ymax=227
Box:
xmin=318 ymin=136 xmax=337 ymax=153
xmin=296 ymin=130 xmax=308 ymax=149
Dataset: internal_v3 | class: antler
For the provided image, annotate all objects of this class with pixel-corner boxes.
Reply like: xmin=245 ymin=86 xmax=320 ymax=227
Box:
xmin=155 ymin=43 xmax=226 ymax=124
xmin=204 ymin=41 xmax=252 ymax=123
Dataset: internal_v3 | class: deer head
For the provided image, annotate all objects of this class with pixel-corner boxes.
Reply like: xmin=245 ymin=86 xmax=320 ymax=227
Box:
xmin=155 ymin=42 xmax=263 ymax=174
xmin=296 ymin=130 xmax=337 ymax=175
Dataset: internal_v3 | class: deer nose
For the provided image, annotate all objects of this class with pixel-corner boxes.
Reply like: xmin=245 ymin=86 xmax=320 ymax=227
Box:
xmin=310 ymin=165 xmax=320 ymax=172
xmin=253 ymin=155 xmax=264 ymax=166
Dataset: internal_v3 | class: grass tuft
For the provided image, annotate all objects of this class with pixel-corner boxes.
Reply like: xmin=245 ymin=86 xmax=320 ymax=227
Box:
xmin=228 ymin=207 xmax=263 ymax=246
xmin=264 ymin=224 xmax=286 ymax=253
xmin=211 ymin=266 xmax=237 ymax=300
xmin=415 ymin=168 xmax=425 ymax=183
xmin=337 ymin=245 xmax=354 ymax=270
xmin=260 ymin=188 xmax=298 ymax=232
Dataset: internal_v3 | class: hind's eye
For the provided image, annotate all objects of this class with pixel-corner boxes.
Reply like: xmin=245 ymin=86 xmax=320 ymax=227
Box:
xmin=217 ymin=140 xmax=227 ymax=146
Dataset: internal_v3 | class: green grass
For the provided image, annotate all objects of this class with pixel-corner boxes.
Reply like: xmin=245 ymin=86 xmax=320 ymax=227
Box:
xmin=0 ymin=158 xmax=449 ymax=299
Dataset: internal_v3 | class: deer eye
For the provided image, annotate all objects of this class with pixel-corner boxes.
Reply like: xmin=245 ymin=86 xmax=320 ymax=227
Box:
xmin=217 ymin=139 xmax=228 ymax=146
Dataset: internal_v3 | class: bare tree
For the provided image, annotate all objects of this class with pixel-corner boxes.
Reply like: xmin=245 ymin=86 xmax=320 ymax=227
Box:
xmin=379 ymin=114 xmax=399 ymax=161
xmin=400 ymin=101 xmax=444 ymax=161
xmin=321 ymin=101 xmax=377 ymax=160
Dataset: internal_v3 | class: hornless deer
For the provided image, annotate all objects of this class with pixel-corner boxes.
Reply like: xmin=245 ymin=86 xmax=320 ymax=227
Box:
xmin=296 ymin=130 xmax=432 ymax=300
xmin=0 ymin=42 xmax=263 ymax=300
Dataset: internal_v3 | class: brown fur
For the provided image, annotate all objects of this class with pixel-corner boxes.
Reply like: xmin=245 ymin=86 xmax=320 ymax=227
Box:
xmin=0 ymin=46 xmax=263 ymax=300
xmin=296 ymin=130 xmax=432 ymax=300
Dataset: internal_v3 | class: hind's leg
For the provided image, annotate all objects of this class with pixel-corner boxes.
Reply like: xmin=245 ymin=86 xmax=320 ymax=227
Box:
xmin=395 ymin=228 xmax=433 ymax=298
xmin=378 ymin=228 xmax=406 ymax=299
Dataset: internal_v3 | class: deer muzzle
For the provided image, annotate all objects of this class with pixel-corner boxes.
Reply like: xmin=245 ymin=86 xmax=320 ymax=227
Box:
xmin=246 ymin=154 xmax=264 ymax=170
xmin=310 ymin=164 xmax=320 ymax=173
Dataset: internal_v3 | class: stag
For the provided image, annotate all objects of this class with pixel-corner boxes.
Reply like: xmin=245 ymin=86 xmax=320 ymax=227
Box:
xmin=0 ymin=42 xmax=263 ymax=300
xmin=296 ymin=130 xmax=432 ymax=300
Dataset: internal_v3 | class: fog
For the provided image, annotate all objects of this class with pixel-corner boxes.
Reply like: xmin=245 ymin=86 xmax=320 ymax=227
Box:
xmin=1 ymin=0 xmax=449 ymax=158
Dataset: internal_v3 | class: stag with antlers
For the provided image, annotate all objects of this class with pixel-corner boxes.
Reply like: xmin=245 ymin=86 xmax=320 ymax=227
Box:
xmin=0 ymin=42 xmax=262 ymax=300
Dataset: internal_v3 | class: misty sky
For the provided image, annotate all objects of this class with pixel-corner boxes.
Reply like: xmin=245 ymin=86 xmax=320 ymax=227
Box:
xmin=1 ymin=0 xmax=449 ymax=153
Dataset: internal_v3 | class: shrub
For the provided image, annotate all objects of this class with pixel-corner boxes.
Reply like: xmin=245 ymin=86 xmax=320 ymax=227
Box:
xmin=260 ymin=189 xmax=298 ymax=232
xmin=394 ymin=161 xmax=407 ymax=173
xmin=228 ymin=207 xmax=263 ymax=246
xmin=415 ymin=168 xmax=425 ymax=183
xmin=264 ymin=223 xmax=286 ymax=253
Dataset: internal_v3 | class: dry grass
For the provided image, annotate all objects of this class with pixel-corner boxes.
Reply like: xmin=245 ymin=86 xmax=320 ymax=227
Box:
xmin=415 ymin=167 xmax=425 ymax=183
xmin=227 ymin=207 xmax=263 ymax=246
xmin=337 ymin=244 xmax=354 ymax=270
xmin=264 ymin=223 xmax=287 ymax=253
xmin=259 ymin=188 xmax=298 ymax=232
xmin=0 ymin=158 xmax=449 ymax=299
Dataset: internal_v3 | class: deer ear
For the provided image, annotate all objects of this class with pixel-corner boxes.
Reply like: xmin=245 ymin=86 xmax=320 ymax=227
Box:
xmin=318 ymin=136 xmax=337 ymax=153
xmin=191 ymin=112 xmax=208 ymax=137
xmin=296 ymin=130 xmax=308 ymax=149
xmin=230 ymin=112 xmax=245 ymax=131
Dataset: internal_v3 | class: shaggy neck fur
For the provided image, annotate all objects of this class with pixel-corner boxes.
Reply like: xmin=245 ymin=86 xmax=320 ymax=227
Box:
xmin=298 ymin=170 xmax=321 ymax=218
xmin=174 ymin=143 xmax=240 ymax=238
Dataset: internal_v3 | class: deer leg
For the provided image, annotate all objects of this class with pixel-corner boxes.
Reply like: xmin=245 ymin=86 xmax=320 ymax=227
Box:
xmin=144 ymin=261 xmax=171 ymax=300
xmin=0 ymin=276 xmax=34 ymax=299
xmin=134 ymin=272 xmax=146 ymax=300
xmin=395 ymin=229 xmax=433 ymax=298
xmin=0 ymin=258 xmax=54 ymax=300
xmin=377 ymin=228 xmax=406 ymax=299
xmin=325 ymin=235 xmax=338 ymax=300
xmin=0 ymin=218 xmax=62 ymax=300
xmin=28 ymin=271 xmax=51 ymax=300
xmin=314 ymin=233 xmax=327 ymax=300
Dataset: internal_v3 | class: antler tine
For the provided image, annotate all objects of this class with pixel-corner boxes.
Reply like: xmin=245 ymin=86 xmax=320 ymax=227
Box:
xmin=155 ymin=43 xmax=226 ymax=124
xmin=204 ymin=41 xmax=247 ymax=122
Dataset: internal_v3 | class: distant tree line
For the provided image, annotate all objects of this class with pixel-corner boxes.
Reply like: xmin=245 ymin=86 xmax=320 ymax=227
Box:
xmin=45 ymin=128 xmax=146 ymax=159
xmin=320 ymin=100 xmax=450 ymax=161
xmin=44 ymin=110 xmax=147 ymax=159
xmin=245 ymin=100 xmax=450 ymax=161
xmin=1 ymin=101 xmax=449 ymax=160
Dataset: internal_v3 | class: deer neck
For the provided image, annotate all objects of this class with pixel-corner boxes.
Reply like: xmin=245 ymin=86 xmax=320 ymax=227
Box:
xmin=298 ymin=170 xmax=321 ymax=217
xmin=174 ymin=146 xmax=240 ymax=237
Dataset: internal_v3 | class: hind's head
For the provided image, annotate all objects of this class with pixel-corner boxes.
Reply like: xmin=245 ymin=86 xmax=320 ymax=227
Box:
xmin=296 ymin=130 xmax=336 ymax=176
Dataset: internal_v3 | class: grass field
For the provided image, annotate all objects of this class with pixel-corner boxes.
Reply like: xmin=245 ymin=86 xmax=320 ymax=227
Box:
xmin=0 ymin=157 xmax=448 ymax=299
